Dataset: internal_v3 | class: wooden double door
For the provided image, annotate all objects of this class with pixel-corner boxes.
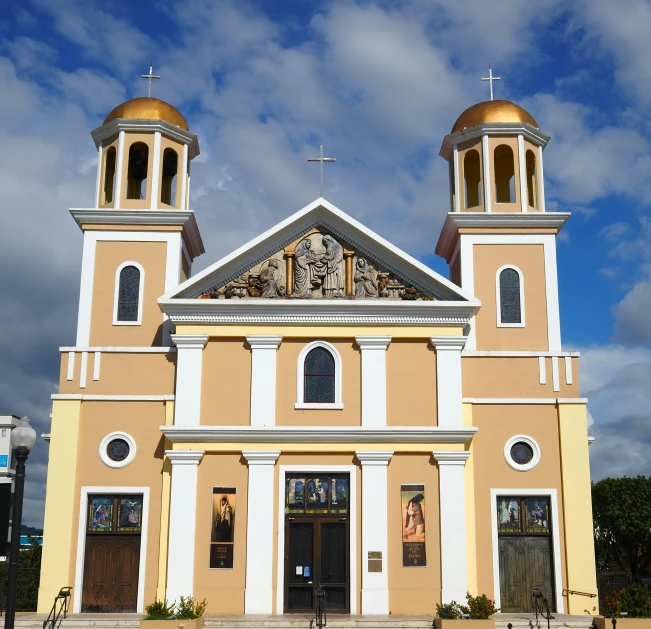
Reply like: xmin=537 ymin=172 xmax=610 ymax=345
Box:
xmin=285 ymin=517 xmax=349 ymax=613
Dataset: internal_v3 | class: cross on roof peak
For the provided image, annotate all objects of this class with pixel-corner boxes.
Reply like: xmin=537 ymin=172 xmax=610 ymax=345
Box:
xmin=307 ymin=145 xmax=336 ymax=198
xmin=141 ymin=63 xmax=160 ymax=98
xmin=481 ymin=64 xmax=501 ymax=101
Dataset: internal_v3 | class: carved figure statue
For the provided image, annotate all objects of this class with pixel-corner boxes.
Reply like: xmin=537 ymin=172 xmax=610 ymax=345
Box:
xmin=321 ymin=235 xmax=344 ymax=298
xmin=354 ymin=258 xmax=379 ymax=298
xmin=259 ymin=259 xmax=286 ymax=298
xmin=293 ymin=238 xmax=314 ymax=298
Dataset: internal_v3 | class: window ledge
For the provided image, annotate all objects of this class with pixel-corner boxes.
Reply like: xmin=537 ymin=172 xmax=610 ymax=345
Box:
xmin=496 ymin=322 xmax=526 ymax=328
xmin=294 ymin=403 xmax=344 ymax=410
xmin=112 ymin=321 xmax=142 ymax=326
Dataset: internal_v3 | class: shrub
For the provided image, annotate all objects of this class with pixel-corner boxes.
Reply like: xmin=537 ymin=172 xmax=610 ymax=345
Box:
xmin=175 ymin=596 xmax=208 ymax=620
xmin=461 ymin=592 xmax=498 ymax=619
xmin=144 ymin=599 xmax=175 ymax=620
xmin=436 ymin=601 xmax=462 ymax=619
xmin=601 ymin=584 xmax=651 ymax=618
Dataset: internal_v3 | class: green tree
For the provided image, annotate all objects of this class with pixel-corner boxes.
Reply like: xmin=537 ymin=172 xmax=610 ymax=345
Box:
xmin=592 ymin=476 xmax=651 ymax=582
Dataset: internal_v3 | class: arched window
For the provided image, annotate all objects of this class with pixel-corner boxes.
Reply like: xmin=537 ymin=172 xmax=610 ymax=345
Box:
xmin=497 ymin=266 xmax=524 ymax=326
xmin=102 ymin=147 xmax=116 ymax=205
xmin=526 ymin=150 xmax=537 ymax=209
xmin=464 ymin=149 xmax=482 ymax=208
xmin=114 ymin=263 xmax=144 ymax=324
xmin=161 ymin=148 xmax=178 ymax=206
xmin=494 ymin=144 xmax=515 ymax=203
xmin=126 ymin=142 xmax=149 ymax=200
xmin=295 ymin=341 xmax=343 ymax=409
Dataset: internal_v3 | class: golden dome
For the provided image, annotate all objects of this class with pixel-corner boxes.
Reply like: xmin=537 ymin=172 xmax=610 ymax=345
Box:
xmin=452 ymin=100 xmax=538 ymax=133
xmin=104 ymin=97 xmax=189 ymax=131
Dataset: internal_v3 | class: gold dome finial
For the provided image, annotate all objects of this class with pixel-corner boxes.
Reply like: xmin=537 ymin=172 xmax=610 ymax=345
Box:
xmin=451 ymin=100 xmax=538 ymax=133
xmin=103 ymin=97 xmax=189 ymax=131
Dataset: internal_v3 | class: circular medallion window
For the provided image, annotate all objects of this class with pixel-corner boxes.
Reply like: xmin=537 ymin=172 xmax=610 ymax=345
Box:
xmin=504 ymin=435 xmax=540 ymax=472
xmin=99 ymin=432 xmax=136 ymax=469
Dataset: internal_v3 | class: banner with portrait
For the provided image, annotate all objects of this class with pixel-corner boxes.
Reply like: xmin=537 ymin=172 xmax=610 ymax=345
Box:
xmin=401 ymin=484 xmax=426 ymax=567
xmin=210 ymin=487 xmax=236 ymax=569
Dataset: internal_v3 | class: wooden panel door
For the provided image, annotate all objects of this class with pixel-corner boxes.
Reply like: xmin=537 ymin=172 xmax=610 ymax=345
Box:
xmin=499 ymin=537 xmax=526 ymax=613
xmin=286 ymin=521 xmax=315 ymax=612
xmin=320 ymin=521 xmax=348 ymax=612
xmin=82 ymin=536 xmax=140 ymax=612
xmin=525 ymin=537 xmax=553 ymax=604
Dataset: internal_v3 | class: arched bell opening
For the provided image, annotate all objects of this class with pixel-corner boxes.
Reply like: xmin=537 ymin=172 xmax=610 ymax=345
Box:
xmin=161 ymin=148 xmax=178 ymax=206
xmin=494 ymin=144 xmax=515 ymax=204
xmin=126 ymin=142 xmax=149 ymax=200
xmin=464 ymin=149 xmax=482 ymax=209
xmin=102 ymin=147 xmax=116 ymax=205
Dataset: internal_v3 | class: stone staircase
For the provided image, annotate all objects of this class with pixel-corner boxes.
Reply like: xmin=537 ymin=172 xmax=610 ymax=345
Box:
xmin=13 ymin=613 xmax=598 ymax=629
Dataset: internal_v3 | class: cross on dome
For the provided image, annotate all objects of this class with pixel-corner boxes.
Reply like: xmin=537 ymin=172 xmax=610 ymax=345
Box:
xmin=141 ymin=63 xmax=161 ymax=98
xmin=307 ymin=145 xmax=336 ymax=197
xmin=481 ymin=64 xmax=501 ymax=101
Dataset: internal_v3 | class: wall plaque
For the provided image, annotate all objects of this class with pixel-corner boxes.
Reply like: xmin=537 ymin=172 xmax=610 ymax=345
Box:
xmin=401 ymin=484 xmax=426 ymax=567
xmin=210 ymin=487 xmax=236 ymax=569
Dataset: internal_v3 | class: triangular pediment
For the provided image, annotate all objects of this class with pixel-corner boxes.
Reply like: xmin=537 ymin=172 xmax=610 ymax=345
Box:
xmin=162 ymin=199 xmax=476 ymax=303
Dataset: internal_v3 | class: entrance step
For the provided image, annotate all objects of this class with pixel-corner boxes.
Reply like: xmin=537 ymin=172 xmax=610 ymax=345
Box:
xmin=494 ymin=613 xmax=596 ymax=629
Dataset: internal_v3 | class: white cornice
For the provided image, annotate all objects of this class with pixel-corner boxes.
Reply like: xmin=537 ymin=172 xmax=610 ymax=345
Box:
xmin=60 ymin=346 xmax=175 ymax=353
xmin=159 ymin=298 xmax=479 ymax=326
xmin=436 ymin=212 xmax=570 ymax=259
xmin=430 ymin=335 xmax=467 ymax=349
xmin=91 ymin=119 xmax=200 ymax=159
xmin=242 ymin=450 xmax=281 ymax=464
xmin=433 ymin=451 xmax=471 ymax=465
xmin=52 ymin=394 xmax=174 ymax=401
xmin=355 ymin=450 xmax=394 ymax=464
xmin=355 ymin=336 xmax=392 ymax=349
xmin=165 ymin=450 xmax=204 ymax=465
xmin=160 ymin=425 xmax=478 ymax=443
xmin=440 ymin=122 xmax=550 ymax=160
xmin=171 ymin=334 xmax=209 ymax=349
xmin=69 ymin=208 xmax=204 ymax=259
xmin=246 ymin=335 xmax=283 ymax=349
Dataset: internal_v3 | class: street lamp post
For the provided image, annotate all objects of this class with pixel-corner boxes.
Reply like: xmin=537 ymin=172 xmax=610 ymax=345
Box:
xmin=4 ymin=416 xmax=37 ymax=629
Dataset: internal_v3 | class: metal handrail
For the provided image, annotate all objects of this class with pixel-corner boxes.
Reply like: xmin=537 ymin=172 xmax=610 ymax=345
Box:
xmin=563 ymin=588 xmax=597 ymax=598
xmin=315 ymin=585 xmax=326 ymax=629
xmin=532 ymin=589 xmax=554 ymax=629
xmin=43 ymin=587 xmax=72 ymax=629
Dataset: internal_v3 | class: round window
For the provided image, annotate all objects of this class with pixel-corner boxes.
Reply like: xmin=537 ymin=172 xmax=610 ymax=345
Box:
xmin=107 ymin=438 xmax=130 ymax=462
xmin=510 ymin=441 xmax=534 ymax=465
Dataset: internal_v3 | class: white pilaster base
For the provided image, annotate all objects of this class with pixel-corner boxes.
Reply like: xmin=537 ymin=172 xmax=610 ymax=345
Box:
xmin=243 ymin=450 xmax=280 ymax=614
xmin=431 ymin=336 xmax=466 ymax=429
xmin=166 ymin=450 xmax=204 ymax=603
xmin=356 ymin=336 xmax=391 ymax=427
xmin=247 ymin=336 xmax=282 ymax=426
xmin=434 ymin=451 xmax=470 ymax=604
xmin=357 ymin=450 xmax=393 ymax=614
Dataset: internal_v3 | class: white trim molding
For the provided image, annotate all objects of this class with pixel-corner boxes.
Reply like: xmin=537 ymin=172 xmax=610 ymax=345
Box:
xmin=52 ymin=394 xmax=174 ymax=401
xmin=166 ymin=450 xmax=204 ymax=603
xmin=462 ymin=397 xmax=587 ymax=405
xmin=356 ymin=336 xmax=391 ymax=427
xmin=243 ymin=450 xmax=280 ymax=614
xmin=172 ymin=334 xmax=208 ymax=426
xmin=431 ymin=336 xmax=466 ymax=429
xmin=99 ymin=431 xmax=136 ymax=469
xmin=113 ymin=261 xmax=145 ymax=326
xmin=357 ymin=451 xmax=393 ymax=613
xmin=496 ymin=265 xmax=526 ymax=328
xmin=434 ymin=451 xmax=471 ymax=604
xmin=503 ymin=434 xmax=541 ymax=472
xmin=295 ymin=340 xmax=343 ymax=410
xmin=73 ymin=486 xmax=150 ymax=613
xmin=247 ymin=335 xmax=282 ymax=425
xmin=161 ymin=425 xmax=478 ymax=443
xmin=490 ymin=488 xmax=564 ymax=613
xmin=277 ymin=464 xmax=357 ymax=615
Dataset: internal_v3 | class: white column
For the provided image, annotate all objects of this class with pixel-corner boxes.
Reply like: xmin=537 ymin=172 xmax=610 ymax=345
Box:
xmin=243 ymin=450 xmax=280 ymax=614
xmin=517 ymin=134 xmax=527 ymax=212
xmin=247 ymin=336 xmax=282 ymax=427
xmin=356 ymin=336 xmax=391 ymax=427
xmin=150 ymin=131 xmax=162 ymax=209
xmin=434 ymin=451 xmax=470 ymax=604
xmin=114 ymin=130 xmax=125 ymax=210
xmin=357 ymin=450 xmax=393 ymax=614
xmin=166 ymin=450 xmax=204 ymax=602
xmin=431 ymin=336 xmax=466 ymax=429
xmin=172 ymin=334 xmax=208 ymax=426
xmin=481 ymin=134 xmax=492 ymax=213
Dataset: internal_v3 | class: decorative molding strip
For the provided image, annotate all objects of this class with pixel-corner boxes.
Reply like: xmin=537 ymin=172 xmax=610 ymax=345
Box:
xmin=165 ymin=450 xmax=204 ymax=465
xmin=462 ymin=397 xmax=588 ymax=405
xmin=355 ymin=336 xmax=392 ymax=349
xmin=551 ymin=356 xmax=560 ymax=392
xmin=161 ymin=426 xmax=477 ymax=443
xmin=433 ymin=451 xmax=471 ymax=465
xmin=463 ymin=350 xmax=580 ymax=357
xmin=171 ymin=334 xmax=209 ymax=349
xmin=431 ymin=335 xmax=467 ymax=349
xmin=564 ymin=356 xmax=573 ymax=385
xmin=538 ymin=356 xmax=546 ymax=385
xmin=355 ymin=450 xmax=394 ymax=465
xmin=66 ymin=351 xmax=75 ymax=381
xmin=246 ymin=335 xmax=283 ymax=350
xmin=60 ymin=346 xmax=175 ymax=353
xmin=52 ymin=394 xmax=174 ymax=401
xmin=242 ymin=450 xmax=281 ymax=465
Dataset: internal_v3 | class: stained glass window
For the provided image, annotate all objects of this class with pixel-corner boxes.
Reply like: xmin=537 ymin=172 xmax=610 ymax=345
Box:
xmin=526 ymin=498 xmax=550 ymax=534
xmin=117 ymin=496 xmax=143 ymax=532
xmin=107 ymin=438 xmax=130 ymax=462
xmin=117 ymin=265 xmax=141 ymax=322
xmin=330 ymin=478 xmax=349 ymax=514
xmin=497 ymin=497 xmax=521 ymax=534
xmin=88 ymin=496 xmax=114 ymax=532
xmin=306 ymin=477 xmax=329 ymax=514
xmin=510 ymin=441 xmax=534 ymax=465
xmin=285 ymin=474 xmax=348 ymax=515
xmin=304 ymin=347 xmax=335 ymax=403
xmin=285 ymin=477 xmax=306 ymax=514
xmin=499 ymin=268 xmax=521 ymax=324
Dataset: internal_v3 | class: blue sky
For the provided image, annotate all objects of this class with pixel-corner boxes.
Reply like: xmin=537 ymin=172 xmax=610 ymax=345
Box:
xmin=2 ymin=0 xmax=651 ymax=526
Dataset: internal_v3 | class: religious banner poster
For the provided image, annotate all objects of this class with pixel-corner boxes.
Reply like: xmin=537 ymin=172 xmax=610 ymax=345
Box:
xmin=401 ymin=484 xmax=426 ymax=567
xmin=210 ymin=487 xmax=236 ymax=569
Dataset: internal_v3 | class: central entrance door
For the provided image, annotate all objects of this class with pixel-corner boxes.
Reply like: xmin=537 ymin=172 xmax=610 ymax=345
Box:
xmin=284 ymin=474 xmax=350 ymax=614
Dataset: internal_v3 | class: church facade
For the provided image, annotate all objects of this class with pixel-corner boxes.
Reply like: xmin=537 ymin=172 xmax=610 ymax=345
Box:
xmin=37 ymin=96 xmax=597 ymax=617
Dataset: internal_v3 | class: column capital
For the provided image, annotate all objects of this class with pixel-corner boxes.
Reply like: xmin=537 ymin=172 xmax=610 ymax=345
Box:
xmin=356 ymin=450 xmax=394 ymax=465
xmin=430 ymin=336 xmax=467 ymax=350
xmin=242 ymin=450 xmax=281 ymax=465
xmin=433 ymin=451 xmax=471 ymax=465
xmin=355 ymin=336 xmax=391 ymax=350
xmin=246 ymin=335 xmax=283 ymax=350
xmin=171 ymin=334 xmax=209 ymax=349
xmin=166 ymin=450 xmax=204 ymax=465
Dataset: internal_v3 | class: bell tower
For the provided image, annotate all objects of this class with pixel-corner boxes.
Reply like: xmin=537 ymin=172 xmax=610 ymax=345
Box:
xmin=73 ymin=96 xmax=204 ymax=348
xmin=436 ymin=99 xmax=568 ymax=351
